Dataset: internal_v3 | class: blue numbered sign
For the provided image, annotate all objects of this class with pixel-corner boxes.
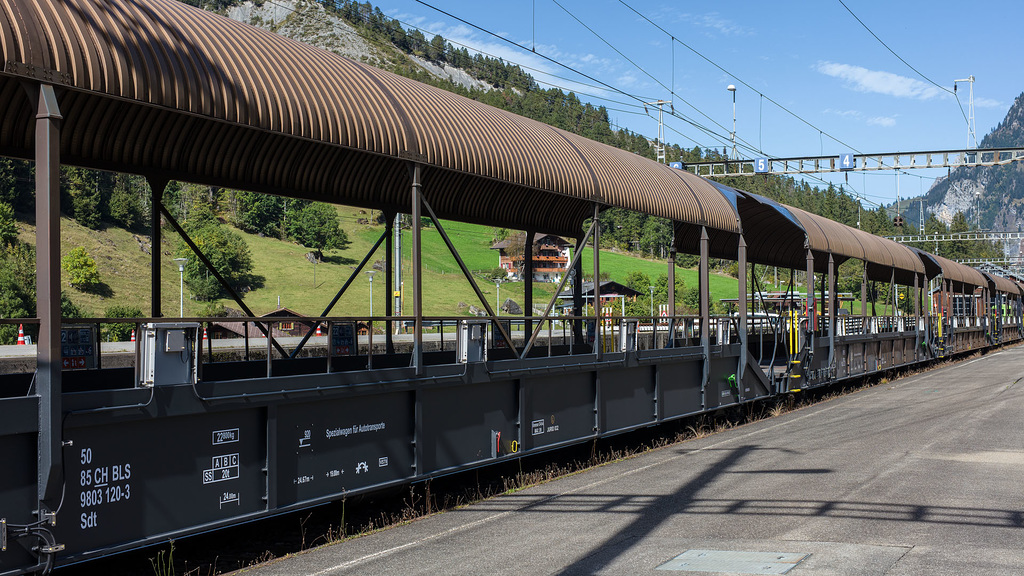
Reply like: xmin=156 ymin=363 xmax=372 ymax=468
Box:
xmin=839 ymin=153 xmax=855 ymax=170
xmin=669 ymin=161 xmax=683 ymax=170
xmin=754 ymin=158 xmax=769 ymax=173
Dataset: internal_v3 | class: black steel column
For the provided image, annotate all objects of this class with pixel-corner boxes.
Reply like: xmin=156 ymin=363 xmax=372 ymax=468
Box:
xmin=861 ymin=265 xmax=868 ymax=320
xmin=34 ymin=84 xmax=62 ymax=511
xmin=573 ymin=236 xmax=583 ymax=348
xmin=409 ymin=164 xmax=423 ymax=374
xmin=592 ymin=204 xmax=601 ymax=359
xmin=667 ymin=247 xmax=676 ymax=316
xmin=148 ymin=177 xmax=167 ymax=318
xmin=914 ymin=272 xmax=920 ymax=358
xmin=524 ymin=230 xmax=535 ymax=339
xmin=805 ymin=248 xmax=814 ymax=350
xmin=737 ymin=235 xmax=747 ymax=385
xmin=384 ymin=211 xmax=395 ymax=354
xmin=827 ymin=254 xmax=836 ymax=369
xmin=699 ymin=227 xmax=710 ymax=402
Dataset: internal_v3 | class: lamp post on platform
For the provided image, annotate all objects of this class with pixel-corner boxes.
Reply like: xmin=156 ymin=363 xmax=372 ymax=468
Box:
xmin=174 ymin=258 xmax=187 ymax=317
xmin=366 ymin=270 xmax=376 ymax=318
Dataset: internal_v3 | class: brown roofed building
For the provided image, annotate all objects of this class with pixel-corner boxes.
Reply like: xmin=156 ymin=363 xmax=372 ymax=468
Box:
xmin=490 ymin=234 xmax=571 ymax=283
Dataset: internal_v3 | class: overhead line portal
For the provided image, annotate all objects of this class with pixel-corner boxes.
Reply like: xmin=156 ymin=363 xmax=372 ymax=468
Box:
xmin=678 ymin=147 xmax=1024 ymax=177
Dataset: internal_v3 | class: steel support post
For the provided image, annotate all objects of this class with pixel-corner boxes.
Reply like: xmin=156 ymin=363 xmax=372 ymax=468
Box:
xmin=914 ymin=273 xmax=920 ymax=358
xmin=148 ymin=177 xmax=168 ymax=317
xmin=573 ymin=238 xmax=584 ymax=349
xmin=861 ymin=266 xmax=868 ymax=320
xmin=384 ymin=211 xmax=395 ymax=354
xmin=699 ymin=227 xmax=710 ymax=402
xmin=409 ymin=163 xmax=423 ymax=374
xmin=667 ymin=247 xmax=676 ymax=316
xmin=820 ymin=271 xmax=826 ymax=327
xmin=524 ymin=230 xmax=535 ymax=339
xmin=34 ymin=84 xmax=63 ymax=512
xmin=806 ymin=248 xmax=815 ymax=348
xmin=737 ymin=235 xmax=747 ymax=386
xmin=827 ymin=255 xmax=835 ymax=369
xmin=592 ymin=204 xmax=601 ymax=359
xmin=394 ymin=213 xmax=403 ymax=330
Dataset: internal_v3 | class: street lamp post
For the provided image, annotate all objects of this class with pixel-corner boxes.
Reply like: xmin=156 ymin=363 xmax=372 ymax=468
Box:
xmin=727 ymin=84 xmax=737 ymax=160
xmin=174 ymin=258 xmax=187 ymax=317
xmin=649 ymin=285 xmax=655 ymax=318
xmin=366 ymin=270 xmax=376 ymax=318
xmin=495 ymin=280 xmax=501 ymax=315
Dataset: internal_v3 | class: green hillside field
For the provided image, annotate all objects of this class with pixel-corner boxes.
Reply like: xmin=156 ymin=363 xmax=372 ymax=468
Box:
xmin=15 ymin=206 xmax=741 ymax=320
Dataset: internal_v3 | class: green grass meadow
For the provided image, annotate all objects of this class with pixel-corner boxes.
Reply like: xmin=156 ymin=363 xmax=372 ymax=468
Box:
xmin=17 ymin=206 xmax=742 ymax=319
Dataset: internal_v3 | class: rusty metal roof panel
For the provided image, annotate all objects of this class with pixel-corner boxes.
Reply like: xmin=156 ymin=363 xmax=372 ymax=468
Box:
xmin=786 ymin=206 xmax=865 ymax=263
xmin=982 ymin=271 xmax=1020 ymax=294
xmin=0 ymin=0 xmax=740 ymax=236
xmin=928 ymin=254 xmax=987 ymax=289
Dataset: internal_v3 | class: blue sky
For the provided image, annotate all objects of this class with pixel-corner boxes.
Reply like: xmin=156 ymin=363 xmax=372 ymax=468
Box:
xmin=381 ymin=0 xmax=1022 ymax=212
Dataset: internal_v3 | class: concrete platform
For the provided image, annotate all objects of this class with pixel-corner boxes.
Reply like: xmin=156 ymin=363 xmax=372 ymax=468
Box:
xmin=238 ymin=345 xmax=1024 ymax=576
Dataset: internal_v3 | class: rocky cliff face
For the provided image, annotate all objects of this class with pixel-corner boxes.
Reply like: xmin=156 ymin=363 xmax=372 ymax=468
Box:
xmin=926 ymin=92 xmax=1024 ymax=231
xmin=226 ymin=0 xmax=495 ymax=92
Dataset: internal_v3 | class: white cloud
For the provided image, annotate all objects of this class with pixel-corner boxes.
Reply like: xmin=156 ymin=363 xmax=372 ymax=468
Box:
xmin=823 ymin=108 xmax=862 ymax=118
xmin=815 ymin=61 xmax=944 ymax=100
xmin=616 ymin=72 xmax=639 ymax=88
xmin=696 ymin=13 xmax=751 ymax=36
xmin=974 ymin=97 xmax=1004 ymax=109
xmin=867 ymin=116 xmax=897 ymax=127
xmin=670 ymin=11 xmax=752 ymax=36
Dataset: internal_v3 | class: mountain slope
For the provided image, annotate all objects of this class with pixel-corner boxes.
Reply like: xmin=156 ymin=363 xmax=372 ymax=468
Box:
xmin=925 ymin=92 xmax=1024 ymax=231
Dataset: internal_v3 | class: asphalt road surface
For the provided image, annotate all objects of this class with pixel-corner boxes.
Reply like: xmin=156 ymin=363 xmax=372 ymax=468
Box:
xmin=240 ymin=345 xmax=1024 ymax=576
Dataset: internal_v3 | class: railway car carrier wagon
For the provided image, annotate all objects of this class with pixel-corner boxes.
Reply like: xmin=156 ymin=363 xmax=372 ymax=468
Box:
xmin=1 ymin=1 xmax=1021 ymax=573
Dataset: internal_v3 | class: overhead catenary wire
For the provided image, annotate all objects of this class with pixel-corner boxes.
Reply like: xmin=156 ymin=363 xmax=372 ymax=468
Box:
xmin=548 ymin=0 xmax=747 ymax=152
xmin=412 ymin=0 xmax=737 ymax=151
xmin=836 ymin=0 xmax=971 ymax=130
xmin=265 ymin=0 xmax=651 ymax=113
xmin=263 ymin=0 xmax=723 ymax=150
xmin=614 ymin=0 xmax=955 ymax=207
xmin=616 ymin=0 xmax=864 ymax=156
xmin=276 ymin=0 xmax=927 ymax=209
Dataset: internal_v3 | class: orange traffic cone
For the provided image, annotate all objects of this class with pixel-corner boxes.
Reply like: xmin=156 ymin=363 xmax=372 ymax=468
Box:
xmin=130 ymin=329 xmax=136 ymax=342
xmin=203 ymin=327 xmax=208 ymax=341
xmin=16 ymin=324 xmax=25 ymax=345
xmin=315 ymin=324 xmax=322 ymax=337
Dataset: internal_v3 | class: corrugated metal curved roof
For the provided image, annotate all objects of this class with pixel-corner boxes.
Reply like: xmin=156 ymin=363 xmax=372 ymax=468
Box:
xmin=676 ymin=185 xmax=925 ymax=283
xmin=927 ymin=253 xmax=988 ymax=291
xmin=982 ymin=271 xmax=1021 ymax=295
xmin=0 ymin=0 xmax=739 ymax=237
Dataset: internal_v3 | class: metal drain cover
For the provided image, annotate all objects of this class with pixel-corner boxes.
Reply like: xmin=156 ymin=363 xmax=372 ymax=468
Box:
xmin=656 ymin=549 xmax=809 ymax=574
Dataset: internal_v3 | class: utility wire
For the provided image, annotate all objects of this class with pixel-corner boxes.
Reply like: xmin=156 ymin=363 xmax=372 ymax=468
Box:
xmin=273 ymin=0 xmax=913 ymax=204
xmin=413 ymin=0 xmax=737 ymax=150
xmin=616 ymin=0 xmax=952 ymax=206
xmin=264 ymin=0 xmax=719 ymax=149
xmin=617 ymin=0 xmax=862 ymax=156
xmin=267 ymin=0 xmax=650 ymax=112
xmin=549 ymin=0 xmax=744 ymax=151
xmin=836 ymin=0 xmax=971 ymax=128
